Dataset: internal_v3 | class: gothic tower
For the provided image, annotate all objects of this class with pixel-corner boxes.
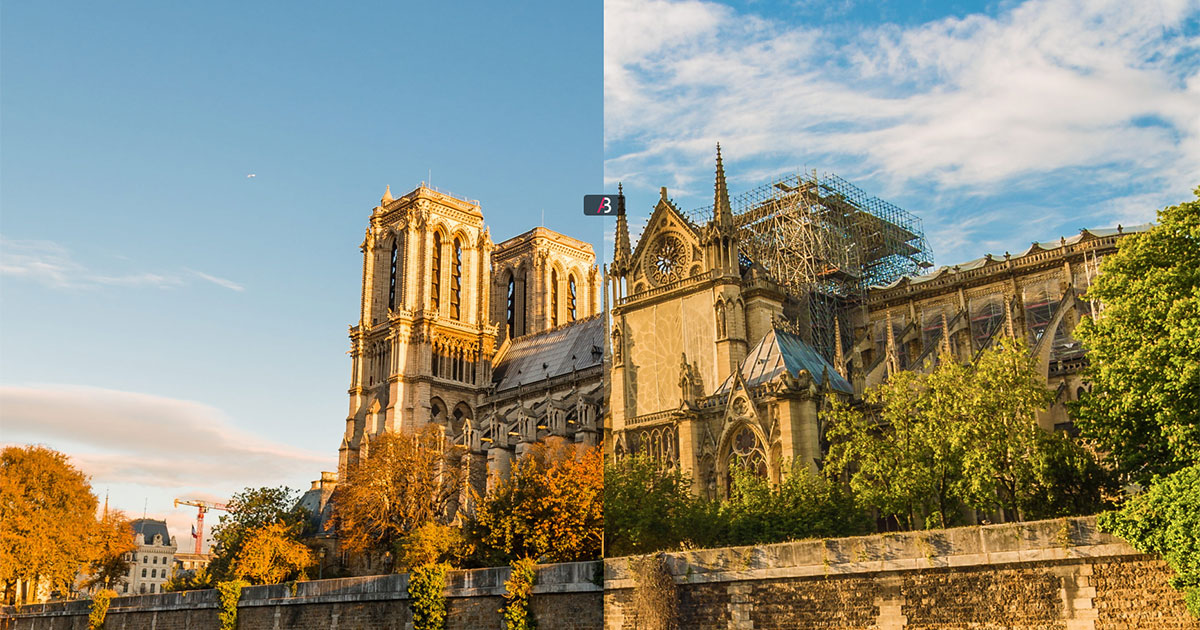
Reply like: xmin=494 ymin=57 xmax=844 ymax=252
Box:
xmin=339 ymin=185 xmax=497 ymax=473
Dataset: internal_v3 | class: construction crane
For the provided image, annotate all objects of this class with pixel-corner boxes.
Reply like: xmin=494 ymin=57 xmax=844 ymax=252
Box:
xmin=173 ymin=498 xmax=229 ymax=555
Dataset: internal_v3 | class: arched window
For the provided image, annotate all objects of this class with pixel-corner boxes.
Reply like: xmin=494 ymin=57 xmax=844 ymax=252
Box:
xmin=726 ymin=425 xmax=767 ymax=491
xmin=451 ymin=237 xmax=463 ymax=320
xmin=506 ymin=274 xmax=516 ymax=339
xmin=550 ymin=269 xmax=559 ymax=327
xmin=568 ymin=275 xmax=577 ymax=321
xmin=431 ymin=232 xmax=442 ymax=311
xmin=389 ymin=233 xmax=404 ymax=309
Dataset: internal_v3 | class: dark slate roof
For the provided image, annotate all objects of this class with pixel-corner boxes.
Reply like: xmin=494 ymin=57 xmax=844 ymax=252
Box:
xmin=131 ymin=519 xmax=173 ymax=547
xmin=717 ymin=328 xmax=853 ymax=394
xmin=492 ymin=314 xmax=605 ymax=392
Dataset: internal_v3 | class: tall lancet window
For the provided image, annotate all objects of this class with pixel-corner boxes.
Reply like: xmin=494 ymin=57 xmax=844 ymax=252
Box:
xmin=388 ymin=238 xmax=400 ymax=310
xmin=568 ymin=275 xmax=578 ymax=322
xmin=550 ymin=269 xmax=559 ymax=327
xmin=506 ymin=275 xmax=516 ymax=339
xmin=451 ymin=237 xmax=463 ymax=320
xmin=431 ymin=232 xmax=442 ymax=311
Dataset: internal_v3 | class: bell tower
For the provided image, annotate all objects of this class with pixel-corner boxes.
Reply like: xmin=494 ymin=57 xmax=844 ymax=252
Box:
xmin=339 ymin=185 xmax=497 ymax=473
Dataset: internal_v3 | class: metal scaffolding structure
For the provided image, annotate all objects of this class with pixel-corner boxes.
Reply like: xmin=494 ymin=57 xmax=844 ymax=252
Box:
xmin=690 ymin=170 xmax=933 ymax=362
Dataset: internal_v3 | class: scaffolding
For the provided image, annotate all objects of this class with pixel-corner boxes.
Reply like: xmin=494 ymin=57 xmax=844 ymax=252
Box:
xmin=690 ymin=170 xmax=932 ymax=362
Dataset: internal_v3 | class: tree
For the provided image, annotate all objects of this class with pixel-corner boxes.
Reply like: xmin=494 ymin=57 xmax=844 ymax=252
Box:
xmin=0 ymin=445 xmax=99 ymax=604
xmin=825 ymin=363 xmax=971 ymax=529
xmin=81 ymin=508 xmax=136 ymax=591
xmin=208 ymin=486 xmax=308 ymax=581
xmin=469 ymin=439 xmax=602 ymax=564
xmin=603 ymin=455 xmax=709 ymax=557
xmin=1099 ymin=464 xmax=1200 ymax=618
xmin=958 ymin=337 xmax=1057 ymax=521
xmin=332 ymin=426 xmax=464 ymax=564
xmin=163 ymin=566 xmax=215 ymax=592
xmin=1072 ymin=190 xmax=1200 ymax=484
xmin=825 ymin=339 xmax=1088 ymax=528
xmin=722 ymin=462 xmax=870 ymax=546
xmin=231 ymin=521 xmax=315 ymax=585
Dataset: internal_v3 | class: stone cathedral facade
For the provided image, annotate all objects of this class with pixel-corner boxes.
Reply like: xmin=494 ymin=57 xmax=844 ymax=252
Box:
xmin=605 ymin=150 xmax=1146 ymax=502
xmin=605 ymin=154 xmax=853 ymax=500
xmin=335 ymin=184 xmax=604 ymax=496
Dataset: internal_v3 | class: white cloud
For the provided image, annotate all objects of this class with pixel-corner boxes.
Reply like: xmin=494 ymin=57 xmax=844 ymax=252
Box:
xmin=605 ymin=0 xmax=1200 ymax=262
xmin=0 ymin=236 xmax=245 ymax=292
xmin=0 ymin=384 xmax=330 ymax=488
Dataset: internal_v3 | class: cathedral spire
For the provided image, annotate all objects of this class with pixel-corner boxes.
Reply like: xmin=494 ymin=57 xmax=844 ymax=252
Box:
xmin=613 ymin=182 xmax=632 ymax=270
xmin=381 ymin=185 xmax=393 ymax=205
xmin=714 ymin=143 xmax=733 ymax=227
xmin=833 ymin=315 xmax=846 ymax=378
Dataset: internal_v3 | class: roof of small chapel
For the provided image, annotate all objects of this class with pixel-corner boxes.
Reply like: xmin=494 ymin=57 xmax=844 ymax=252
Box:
xmin=716 ymin=328 xmax=853 ymax=395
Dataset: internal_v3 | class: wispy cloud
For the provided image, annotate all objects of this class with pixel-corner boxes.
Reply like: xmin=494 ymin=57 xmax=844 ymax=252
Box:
xmin=0 ymin=384 xmax=329 ymax=488
xmin=605 ymin=0 xmax=1200 ymax=263
xmin=0 ymin=236 xmax=245 ymax=292
xmin=186 ymin=269 xmax=246 ymax=292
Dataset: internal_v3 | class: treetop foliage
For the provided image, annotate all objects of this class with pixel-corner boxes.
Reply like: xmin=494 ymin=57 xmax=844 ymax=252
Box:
xmin=332 ymin=426 xmax=465 ymax=561
xmin=208 ymin=485 xmax=308 ymax=581
xmin=468 ymin=439 xmax=602 ymax=565
xmin=1 ymin=445 xmax=101 ymax=603
xmin=1073 ymin=188 xmax=1200 ymax=483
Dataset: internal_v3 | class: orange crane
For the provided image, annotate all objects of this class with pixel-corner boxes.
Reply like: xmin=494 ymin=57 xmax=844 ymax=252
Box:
xmin=173 ymin=498 xmax=229 ymax=555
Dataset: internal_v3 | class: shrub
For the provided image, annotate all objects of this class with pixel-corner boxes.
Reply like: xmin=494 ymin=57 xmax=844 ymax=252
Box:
xmin=216 ymin=580 xmax=247 ymax=630
xmin=408 ymin=562 xmax=449 ymax=630
xmin=88 ymin=588 xmax=116 ymax=630
xmin=501 ymin=557 xmax=537 ymax=630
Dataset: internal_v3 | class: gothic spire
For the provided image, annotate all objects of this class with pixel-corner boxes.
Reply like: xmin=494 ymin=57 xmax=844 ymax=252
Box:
xmin=381 ymin=184 xmax=393 ymax=205
xmin=833 ymin=315 xmax=846 ymax=378
xmin=714 ymin=143 xmax=733 ymax=227
xmin=613 ymin=182 xmax=632 ymax=269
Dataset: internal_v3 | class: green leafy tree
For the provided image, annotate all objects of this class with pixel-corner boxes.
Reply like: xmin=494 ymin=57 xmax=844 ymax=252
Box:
xmin=958 ymin=337 xmax=1057 ymax=521
xmin=1099 ymin=464 xmax=1200 ymax=618
xmin=501 ymin=557 xmax=537 ymax=630
xmin=1073 ymin=192 xmax=1200 ymax=619
xmin=826 ymin=339 xmax=1093 ymax=528
xmin=1072 ymin=190 xmax=1200 ymax=484
xmin=722 ymin=463 xmax=870 ymax=546
xmin=825 ymin=364 xmax=970 ymax=529
xmin=0 ymin=445 xmax=100 ymax=604
xmin=602 ymin=455 xmax=706 ymax=557
xmin=208 ymin=486 xmax=308 ymax=581
xmin=1020 ymin=430 xmax=1114 ymax=521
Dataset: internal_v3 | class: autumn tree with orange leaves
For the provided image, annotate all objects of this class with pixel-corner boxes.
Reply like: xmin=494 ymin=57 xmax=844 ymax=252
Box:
xmin=468 ymin=439 xmax=603 ymax=565
xmin=332 ymin=426 xmax=465 ymax=566
xmin=81 ymin=508 xmax=137 ymax=591
xmin=0 ymin=445 xmax=101 ymax=604
xmin=232 ymin=521 xmax=314 ymax=584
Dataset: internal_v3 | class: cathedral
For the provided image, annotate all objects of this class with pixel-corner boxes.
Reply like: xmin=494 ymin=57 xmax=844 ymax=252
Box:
xmin=304 ymin=184 xmax=605 ymax=529
xmin=604 ymin=146 xmax=1147 ymax=500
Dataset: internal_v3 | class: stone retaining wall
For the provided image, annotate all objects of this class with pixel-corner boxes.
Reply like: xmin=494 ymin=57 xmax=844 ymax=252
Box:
xmin=1 ymin=561 xmax=602 ymax=630
xmin=4 ymin=518 xmax=1196 ymax=629
xmin=604 ymin=516 xmax=1198 ymax=629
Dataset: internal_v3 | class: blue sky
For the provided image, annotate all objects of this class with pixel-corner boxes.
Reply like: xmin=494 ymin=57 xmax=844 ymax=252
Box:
xmin=1 ymin=1 xmax=602 ymax=546
xmin=605 ymin=0 xmax=1200 ymax=264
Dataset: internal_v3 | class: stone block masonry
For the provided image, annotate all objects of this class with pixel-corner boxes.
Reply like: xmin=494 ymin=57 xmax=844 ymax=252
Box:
xmin=4 ymin=518 xmax=1196 ymax=629
xmin=0 ymin=561 xmax=603 ymax=630
xmin=603 ymin=516 xmax=1198 ymax=629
